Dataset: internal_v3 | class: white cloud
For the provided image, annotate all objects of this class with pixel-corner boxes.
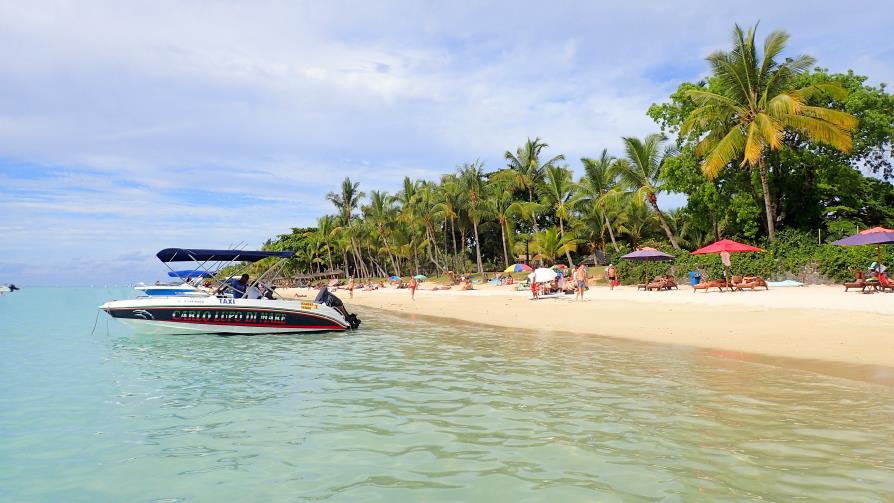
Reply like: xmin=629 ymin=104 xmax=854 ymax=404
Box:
xmin=0 ymin=0 xmax=889 ymax=284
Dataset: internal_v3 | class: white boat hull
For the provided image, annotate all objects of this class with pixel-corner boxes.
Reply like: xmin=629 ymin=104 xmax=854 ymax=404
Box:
xmin=100 ymin=295 xmax=357 ymax=334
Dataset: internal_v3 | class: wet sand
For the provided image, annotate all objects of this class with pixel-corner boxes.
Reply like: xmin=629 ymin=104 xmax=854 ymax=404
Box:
xmin=282 ymin=284 xmax=894 ymax=368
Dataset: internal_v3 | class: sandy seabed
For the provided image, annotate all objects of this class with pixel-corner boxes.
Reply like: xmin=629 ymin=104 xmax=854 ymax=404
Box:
xmin=281 ymin=283 xmax=894 ymax=369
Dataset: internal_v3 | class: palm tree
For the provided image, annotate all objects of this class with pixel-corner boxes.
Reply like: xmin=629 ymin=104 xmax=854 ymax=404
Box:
xmin=435 ymin=175 xmax=464 ymax=273
xmin=540 ymin=165 xmax=576 ymax=266
xmin=616 ymin=134 xmax=681 ymax=249
xmin=364 ymin=190 xmax=401 ymax=276
xmin=459 ymin=161 xmax=489 ymax=277
xmin=315 ymin=215 xmax=338 ymax=273
xmin=326 ymin=177 xmax=364 ymax=225
xmin=327 ymin=177 xmax=366 ymax=276
xmin=531 ymin=227 xmax=577 ymax=264
xmin=578 ymin=150 xmax=622 ymax=252
xmin=617 ymin=199 xmax=654 ymax=249
xmin=682 ymin=24 xmax=858 ymax=240
xmin=487 ymin=182 xmax=530 ymax=268
xmin=504 ymin=137 xmax=565 ymax=203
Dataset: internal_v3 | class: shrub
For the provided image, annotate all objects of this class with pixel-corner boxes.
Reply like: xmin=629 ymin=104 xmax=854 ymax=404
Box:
xmin=607 ymin=229 xmax=892 ymax=285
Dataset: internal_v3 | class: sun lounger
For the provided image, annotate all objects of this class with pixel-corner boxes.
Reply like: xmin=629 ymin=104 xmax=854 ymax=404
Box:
xmin=693 ymin=279 xmax=726 ymax=293
xmin=734 ymin=276 xmax=769 ymax=291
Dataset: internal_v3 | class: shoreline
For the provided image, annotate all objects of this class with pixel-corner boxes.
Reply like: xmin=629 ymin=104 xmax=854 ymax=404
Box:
xmin=282 ymin=284 xmax=894 ymax=369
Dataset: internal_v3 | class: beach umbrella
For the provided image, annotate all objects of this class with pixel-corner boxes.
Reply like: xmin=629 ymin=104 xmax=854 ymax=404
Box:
xmin=691 ymin=239 xmax=764 ymax=286
xmin=388 ymin=275 xmax=401 ymax=281
xmin=550 ymin=264 xmax=568 ymax=271
xmin=621 ymin=247 xmax=675 ymax=286
xmin=691 ymin=239 xmax=764 ymax=254
xmin=832 ymin=227 xmax=894 ymax=270
xmin=504 ymin=263 xmax=533 ymax=273
xmin=619 ymin=247 xmax=675 ymax=261
xmin=532 ymin=267 xmax=557 ymax=283
xmin=414 ymin=274 xmax=427 ymax=280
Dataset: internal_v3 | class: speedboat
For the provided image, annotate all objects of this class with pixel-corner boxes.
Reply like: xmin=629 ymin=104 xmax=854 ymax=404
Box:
xmin=0 ymin=284 xmax=18 ymax=294
xmin=100 ymin=248 xmax=361 ymax=334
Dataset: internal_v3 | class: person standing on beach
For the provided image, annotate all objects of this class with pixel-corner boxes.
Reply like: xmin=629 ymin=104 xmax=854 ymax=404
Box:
xmin=574 ymin=264 xmax=586 ymax=301
xmin=409 ymin=276 xmax=417 ymax=300
xmin=348 ymin=276 xmax=355 ymax=299
xmin=606 ymin=264 xmax=618 ymax=291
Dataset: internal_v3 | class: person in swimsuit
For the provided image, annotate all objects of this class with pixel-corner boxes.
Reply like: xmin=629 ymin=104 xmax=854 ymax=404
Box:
xmin=348 ymin=276 xmax=355 ymax=299
xmin=409 ymin=276 xmax=417 ymax=300
xmin=574 ymin=264 xmax=587 ymax=300
xmin=606 ymin=264 xmax=618 ymax=291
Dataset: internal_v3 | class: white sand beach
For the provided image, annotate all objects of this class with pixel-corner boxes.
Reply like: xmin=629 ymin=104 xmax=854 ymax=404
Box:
xmin=281 ymin=283 xmax=894 ymax=368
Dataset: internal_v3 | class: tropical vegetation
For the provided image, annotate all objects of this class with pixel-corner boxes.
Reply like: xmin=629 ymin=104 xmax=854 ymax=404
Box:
xmin=263 ymin=24 xmax=894 ymax=284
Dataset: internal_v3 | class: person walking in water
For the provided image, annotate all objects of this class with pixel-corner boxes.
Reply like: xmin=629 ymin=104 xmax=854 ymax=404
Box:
xmin=574 ymin=264 xmax=587 ymax=301
xmin=408 ymin=276 xmax=417 ymax=300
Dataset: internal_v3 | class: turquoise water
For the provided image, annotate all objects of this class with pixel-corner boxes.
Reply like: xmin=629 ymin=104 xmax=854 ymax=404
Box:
xmin=1 ymin=288 xmax=893 ymax=502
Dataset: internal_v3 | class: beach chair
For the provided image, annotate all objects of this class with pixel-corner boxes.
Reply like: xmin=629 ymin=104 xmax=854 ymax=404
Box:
xmin=734 ymin=276 xmax=769 ymax=291
xmin=693 ymin=279 xmax=725 ymax=293
xmin=844 ymin=272 xmax=867 ymax=292
xmin=660 ymin=275 xmax=679 ymax=290
xmin=878 ymin=274 xmax=894 ymax=292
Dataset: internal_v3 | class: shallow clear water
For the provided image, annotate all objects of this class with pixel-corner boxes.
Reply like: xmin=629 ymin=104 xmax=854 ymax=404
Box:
xmin=1 ymin=288 xmax=893 ymax=502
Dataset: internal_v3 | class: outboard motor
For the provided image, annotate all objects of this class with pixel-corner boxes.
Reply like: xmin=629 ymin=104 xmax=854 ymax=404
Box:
xmin=8 ymin=284 xmax=18 ymax=292
xmin=314 ymin=287 xmax=361 ymax=329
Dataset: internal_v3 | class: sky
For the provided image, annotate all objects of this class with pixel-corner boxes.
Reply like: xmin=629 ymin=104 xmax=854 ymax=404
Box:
xmin=1 ymin=1 xmax=892 ymax=285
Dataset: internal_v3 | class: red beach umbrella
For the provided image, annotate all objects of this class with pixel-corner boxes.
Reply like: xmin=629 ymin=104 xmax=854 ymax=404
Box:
xmin=691 ymin=239 xmax=764 ymax=255
xmin=691 ymin=239 xmax=764 ymax=287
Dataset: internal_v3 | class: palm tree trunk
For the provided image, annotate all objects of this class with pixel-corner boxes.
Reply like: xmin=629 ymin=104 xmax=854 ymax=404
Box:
xmin=381 ymin=233 xmax=401 ymax=276
xmin=603 ymin=208 xmax=619 ymax=252
xmin=558 ymin=217 xmax=575 ymax=267
xmin=527 ymin=187 xmax=540 ymax=232
xmin=758 ymin=156 xmax=776 ymax=241
xmin=460 ymin=227 xmax=467 ymax=273
xmin=412 ymin=243 xmax=420 ymax=275
xmin=500 ymin=220 xmax=510 ymax=268
xmin=450 ymin=217 xmax=459 ymax=272
xmin=472 ymin=220 xmax=484 ymax=277
xmin=649 ymin=197 xmax=681 ymax=250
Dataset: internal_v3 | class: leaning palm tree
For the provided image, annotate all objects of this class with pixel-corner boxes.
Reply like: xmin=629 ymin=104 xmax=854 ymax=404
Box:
xmin=540 ymin=165 xmax=577 ymax=266
xmin=578 ymin=150 xmax=622 ymax=252
xmin=682 ymin=23 xmax=858 ymax=240
xmin=458 ymin=160 xmax=489 ymax=277
xmin=616 ymin=134 xmax=681 ymax=249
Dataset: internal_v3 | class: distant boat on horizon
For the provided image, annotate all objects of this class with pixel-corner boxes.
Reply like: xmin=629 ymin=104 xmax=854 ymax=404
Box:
xmin=0 ymin=284 xmax=20 ymax=294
